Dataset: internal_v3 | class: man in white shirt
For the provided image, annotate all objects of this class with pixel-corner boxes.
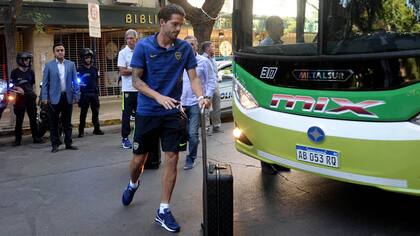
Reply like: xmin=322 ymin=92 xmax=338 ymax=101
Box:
xmin=201 ymin=41 xmax=222 ymax=134
xmin=117 ymin=29 xmax=138 ymax=149
xmin=181 ymin=36 xmax=216 ymax=170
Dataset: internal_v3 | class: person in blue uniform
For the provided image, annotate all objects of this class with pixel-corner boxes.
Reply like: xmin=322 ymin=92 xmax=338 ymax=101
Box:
xmin=10 ymin=52 xmax=43 ymax=146
xmin=77 ymin=48 xmax=104 ymax=137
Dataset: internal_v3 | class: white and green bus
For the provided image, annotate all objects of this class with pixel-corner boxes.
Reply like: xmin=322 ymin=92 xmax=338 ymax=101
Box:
xmin=232 ymin=0 xmax=420 ymax=195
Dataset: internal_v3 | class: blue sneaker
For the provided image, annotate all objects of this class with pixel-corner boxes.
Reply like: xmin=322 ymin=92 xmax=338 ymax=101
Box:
xmin=155 ymin=209 xmax=181 ymax=233
xmin=122 ymin=183 xmax=138 ymax=206
xmin=183 ymin=158 xmax=196 ymax=170
xmin=122 ymin=138 xmax=132 ymax=149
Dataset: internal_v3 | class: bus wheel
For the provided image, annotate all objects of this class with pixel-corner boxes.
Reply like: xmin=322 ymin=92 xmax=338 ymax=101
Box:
xmin=261 ymin=161 xmax=290 ymax=175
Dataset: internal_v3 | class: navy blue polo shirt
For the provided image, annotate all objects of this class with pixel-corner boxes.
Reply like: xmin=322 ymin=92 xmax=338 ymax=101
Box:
xmin=130 ymin=34 xmax=197 ymax=116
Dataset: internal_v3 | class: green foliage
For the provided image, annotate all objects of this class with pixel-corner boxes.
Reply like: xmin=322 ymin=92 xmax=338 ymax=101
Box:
xmin=401 ymin=58 xmax=420 ymax=83
xmin=282 ymin=17 xmax=317 ymax=33
xmin=337 ymin=0 xmax=420 ymax=33
xmin=283 ymin=17 xmax=296 ymax=33
xmin=383 ymin=0 xmax=420 ymax=32
xmin=252 ymin=18 xmax=265 ymax=33
xmin=349 ymin=0 xmax=384 ymax=32
xmin=408 ymin=0 xmax=420 ymax=20
xmin=24 ymin=11 xmax=51 ymax=33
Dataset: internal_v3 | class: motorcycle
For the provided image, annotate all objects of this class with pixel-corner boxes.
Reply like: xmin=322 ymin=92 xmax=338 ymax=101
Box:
xmin=37 ymin=81 xmax=63 ymax=139
xmin=0 ymin=80 xmax=20 ymax=120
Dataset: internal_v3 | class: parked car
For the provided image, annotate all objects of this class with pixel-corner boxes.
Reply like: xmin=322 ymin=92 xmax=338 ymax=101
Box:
xmin=217 ymin=60 xmax=234 ymax=117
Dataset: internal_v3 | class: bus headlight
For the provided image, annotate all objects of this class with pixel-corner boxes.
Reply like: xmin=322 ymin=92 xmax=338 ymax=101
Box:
xmin=233 ymin=127 xmax=242 ymax=139
xmin=233 ymin=78 xmax=259 ymax=109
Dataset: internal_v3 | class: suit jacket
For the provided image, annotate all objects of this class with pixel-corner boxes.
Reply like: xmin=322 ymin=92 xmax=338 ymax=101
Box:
xmin=41 ymin=59 xmax=80 ymax=105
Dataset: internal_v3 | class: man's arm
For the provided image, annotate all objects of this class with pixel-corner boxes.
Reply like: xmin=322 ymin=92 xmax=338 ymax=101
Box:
xmin=10 ymin=69 xmax=25 ymax=95
xmin=95 ymin=67 xmax=100 ymax=94
xmin=41 ymin=63 xmax=50 ymax=103
xmin=187 ymin=68 xmax=210 ymax=108
xmin=203 ymin=60 xmax=216 ymax=97
xmin=180 ymin=72 xmax=187 ymax=106
xmin=132 ymin=68 xmax=179 ymax=110
xmin=119 ymin=67 xmax=132 ymax=76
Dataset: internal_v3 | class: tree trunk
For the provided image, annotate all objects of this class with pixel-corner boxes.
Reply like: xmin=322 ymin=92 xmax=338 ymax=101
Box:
xmin=168 ymin=0 xmax=225 ymax=45
xmin=3 ymin=0 xmax=23 ymax=80
xmin=191 ymin=21 xmax=214 ymax=46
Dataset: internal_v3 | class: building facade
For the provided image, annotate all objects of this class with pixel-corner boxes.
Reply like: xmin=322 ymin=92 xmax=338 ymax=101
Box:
xmin=0 ymin=0 xmax=233 ymax=97
xmin=0 ymin=0 xmax=162 ymax=96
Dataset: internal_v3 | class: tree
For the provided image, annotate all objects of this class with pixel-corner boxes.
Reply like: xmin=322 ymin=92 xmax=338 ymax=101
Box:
xmin=383 ymin=0 xmax=420 ymax=32
xmin=408 ymin=0 xmax=420 ymax=20
xmin=168 ymin=0 xmax=225 ymax=45
xmin=1 ymin=0 xmax=23 ymax=80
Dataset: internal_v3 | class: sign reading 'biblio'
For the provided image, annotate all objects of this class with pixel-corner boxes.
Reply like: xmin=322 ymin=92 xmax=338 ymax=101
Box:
xmin=125 ymin=13 xmax=159 ymax=25
xmin=0 ymin=2 xmax=160 ymax=28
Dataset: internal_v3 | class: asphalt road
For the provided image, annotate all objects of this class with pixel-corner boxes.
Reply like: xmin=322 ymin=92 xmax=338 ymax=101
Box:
xmin=1 ymin=122 xmax=420 ymax=235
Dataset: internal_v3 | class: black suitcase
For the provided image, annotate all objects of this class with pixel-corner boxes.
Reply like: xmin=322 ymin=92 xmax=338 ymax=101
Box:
xmin=144 ymin=140 xmax=161 ymax=169
xmin=201 ymin=108 xmax=233 ymax=236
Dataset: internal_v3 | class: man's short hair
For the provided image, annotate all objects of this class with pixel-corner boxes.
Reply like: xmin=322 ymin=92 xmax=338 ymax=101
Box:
xmin=158 ymin=4 xmax=186 ymax=22
xmin=53 ymin=42 xmax=65 ymax=51
xmin=265 ymin=16 xmax=284 ymax=31
xmin=184 ymin=35 xmax=198 ymax=49
xmin=125 ymin=29 xmax=138 ymax=39
xmin=200 ymin=41 xmax=213 ymax=54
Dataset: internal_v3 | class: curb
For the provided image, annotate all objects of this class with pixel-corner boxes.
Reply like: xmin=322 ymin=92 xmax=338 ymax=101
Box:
xmin=0 ymin=118 xmax=122 ymax=137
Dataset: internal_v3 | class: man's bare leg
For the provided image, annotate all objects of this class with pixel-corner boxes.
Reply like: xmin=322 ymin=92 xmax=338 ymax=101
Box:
xmin=130 ymin=153 xmax=148 ymax=182
xmin=160 ymin=151 xmax=179 ymax=203
xmin=122 ymin=153 xmax=148 ymax=206
xmin=155 ymin=150 xmax=181 ymax=233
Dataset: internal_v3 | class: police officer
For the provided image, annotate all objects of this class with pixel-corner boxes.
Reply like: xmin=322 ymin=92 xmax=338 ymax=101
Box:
xmin=77 ymin=48 xmax=104 ymax=137
xmin=11 ymin=52 xmax=43 ymax=146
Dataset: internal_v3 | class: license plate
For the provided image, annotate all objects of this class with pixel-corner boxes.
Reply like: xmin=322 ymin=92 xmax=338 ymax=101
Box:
xmin=296 ymin=145 xmax=340 ymax=168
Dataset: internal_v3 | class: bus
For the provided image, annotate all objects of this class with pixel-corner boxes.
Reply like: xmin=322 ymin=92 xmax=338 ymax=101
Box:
xmin=231 ymin=0 xmax=420 ymax=195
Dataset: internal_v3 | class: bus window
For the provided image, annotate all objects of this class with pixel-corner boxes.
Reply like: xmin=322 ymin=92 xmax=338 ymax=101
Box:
xmin=326 ymin=1 xmax=420 ymax=55
xmin=245 ymin=0 xmax=319 ymax=56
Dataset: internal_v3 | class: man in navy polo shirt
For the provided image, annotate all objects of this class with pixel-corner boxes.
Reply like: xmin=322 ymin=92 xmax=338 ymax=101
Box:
xmin=120 ymin=4 xmax=210 ymax=233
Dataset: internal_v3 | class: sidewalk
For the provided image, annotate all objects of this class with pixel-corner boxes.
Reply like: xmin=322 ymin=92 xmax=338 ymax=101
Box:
xmin=0 ymin=96 xmax=122 ymax=137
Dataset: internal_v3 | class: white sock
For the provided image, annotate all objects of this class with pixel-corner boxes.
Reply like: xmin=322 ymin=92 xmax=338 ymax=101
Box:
xmin=129 ymin=180 xmax=139 ymax=189
xmin=159 ymin=203 xmax=169 ymax=213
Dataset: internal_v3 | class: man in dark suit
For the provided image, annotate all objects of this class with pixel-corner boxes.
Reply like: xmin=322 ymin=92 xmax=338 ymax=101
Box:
xmin=41 ymin=42 xmax=80 ymax=153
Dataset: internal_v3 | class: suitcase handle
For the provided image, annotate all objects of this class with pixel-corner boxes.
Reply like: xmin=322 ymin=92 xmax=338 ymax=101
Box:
xmin=200 ymin=107 xmax=208 ymax=175
xmin=201 ymin=107 xmax=209 ymax=235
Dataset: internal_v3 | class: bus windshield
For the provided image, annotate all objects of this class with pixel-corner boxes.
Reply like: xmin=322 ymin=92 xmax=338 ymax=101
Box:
xmin=326 ymin=0 xmax=420 ymax=54
xmin=239 ymin=0 xmax=420 ymax=56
